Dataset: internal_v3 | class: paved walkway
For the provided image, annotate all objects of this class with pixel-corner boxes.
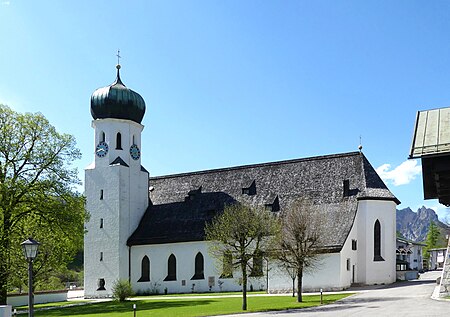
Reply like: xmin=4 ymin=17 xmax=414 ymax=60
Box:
xmin=222 ymin=271 xmax=449 ymax=317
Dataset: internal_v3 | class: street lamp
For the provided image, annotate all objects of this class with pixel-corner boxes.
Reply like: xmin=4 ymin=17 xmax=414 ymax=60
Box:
xmin=21 ymin=238 xmax=40 ymax=317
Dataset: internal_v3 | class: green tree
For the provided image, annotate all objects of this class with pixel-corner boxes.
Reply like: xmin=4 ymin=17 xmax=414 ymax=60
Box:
xmin=0 ymin=105 xmax=87 ymax=304
xmin=205 ymin=204 xmax=279 ymax=310
xmin=424 ymin=221 xmax=441 ymax=265
xmin=275 ymin=198 xmax=325 ymax=302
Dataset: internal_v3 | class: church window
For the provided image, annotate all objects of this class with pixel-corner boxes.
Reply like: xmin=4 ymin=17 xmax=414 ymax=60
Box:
xmin=100 ymin=252 xmax=103 ymax=261
xmin=374 ymin=220 xmax=384 ymax=261
xmin=97 ymin=278 xmax=106 ymax=291
xmin=250 ymin=250 xmax=263 ymax=277
xmin=100 ymin=218 xmax=103 ymax=228
xmin=346 ymin=258 xmax=351 ymax=271
xmin=132 ymin=135 xmax=136 ymax=144
xmin=191 ymin=252 xmax=205 ymax=280
xmin=116 ymin=132 xmax=122 ymax=150
xmin=164 ymin=254 xmax=177 ymax=281
xmin=100 ymin=190 xmax=104 ymax=200
xmin=220 ymin=251 xmax=233 ymax=278
xmin=352 ymin=239 xmax=357 ymax=250
xmin=138 ymin=256 xmax=150 ymax=282
xmin=100 ymin=131 xmax=105 ymax=142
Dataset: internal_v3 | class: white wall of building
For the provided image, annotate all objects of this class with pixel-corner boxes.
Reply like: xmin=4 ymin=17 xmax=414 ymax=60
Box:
xmin=84 ymin=118 xmax=148 ymax=298
xmin=131 ymin=241 xmax=257 ymax=294
xmin=268 ymin=253 xmax=343 ymax=292
xmin=339 ymin=219 xmax=359 ymax=287
xmin=356 ymin=199 xmax=396 ymax=285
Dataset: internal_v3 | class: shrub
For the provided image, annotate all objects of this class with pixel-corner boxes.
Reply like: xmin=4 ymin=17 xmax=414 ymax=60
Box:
xmin=112 ymin=279 xmax=134 ymax=302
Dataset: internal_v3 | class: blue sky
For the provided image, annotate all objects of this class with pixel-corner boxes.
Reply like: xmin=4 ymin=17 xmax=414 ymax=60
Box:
xmin=1 ymin=1 xmax=450 ymax=220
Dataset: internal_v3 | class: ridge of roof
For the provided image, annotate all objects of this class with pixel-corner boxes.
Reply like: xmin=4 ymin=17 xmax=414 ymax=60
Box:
xmin=150 ymin=151 xmax=362 ymax=180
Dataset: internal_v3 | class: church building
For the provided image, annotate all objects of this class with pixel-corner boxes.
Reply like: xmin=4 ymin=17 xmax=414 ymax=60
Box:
xmin=84 ymin=66 xmax=399 ymax=297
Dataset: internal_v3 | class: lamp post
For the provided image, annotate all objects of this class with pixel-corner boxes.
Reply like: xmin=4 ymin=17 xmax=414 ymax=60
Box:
xmin=21 ymin=238 xmax=40 ymax=317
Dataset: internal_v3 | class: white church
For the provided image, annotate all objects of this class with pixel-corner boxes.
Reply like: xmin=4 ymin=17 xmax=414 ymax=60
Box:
xmin=84 ymin=65 xmax=399 ymax=297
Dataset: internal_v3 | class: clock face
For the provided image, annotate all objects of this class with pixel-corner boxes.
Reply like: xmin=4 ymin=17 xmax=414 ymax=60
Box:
xmin=130 ymin=144 xmax=140 ymax=160
xmin=96 ymin=141 xmax=109 ymax=158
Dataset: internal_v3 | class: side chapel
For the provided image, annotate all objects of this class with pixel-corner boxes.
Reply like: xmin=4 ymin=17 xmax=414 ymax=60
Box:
xmin=84 ymin=65 xmax=399 ymax=297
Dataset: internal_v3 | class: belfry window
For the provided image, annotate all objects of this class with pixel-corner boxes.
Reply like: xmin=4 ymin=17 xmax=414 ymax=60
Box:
xmin=374 ymin=219 xmax=384 ymax=261
xmin=191 ymin=252 xmax=205 ymax=280
xmin=100 ymin=218 xmax=103 ymax=229
xmin=164 ymin=254 xmax=177 ymax=281
xmin=100 ymin=131 xmax=105 ymax=142
xmin=100 ymin=252 xmax=103 ymax=261
xmin=100 ymin=190 xmax=104 ymax=200
xmin=116 ymin=132 xmax=122 ymax=150
xmin=138 ymin=256 xmax=150 ymax=282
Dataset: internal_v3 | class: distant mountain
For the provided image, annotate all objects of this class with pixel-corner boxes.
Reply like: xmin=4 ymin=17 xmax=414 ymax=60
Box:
xmin=396 ymin=206 xmax=450 ymax=243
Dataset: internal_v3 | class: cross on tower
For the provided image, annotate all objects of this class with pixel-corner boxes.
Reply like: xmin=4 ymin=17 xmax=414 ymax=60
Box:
xmin=116 ymin=49 xmax=121 ymax=65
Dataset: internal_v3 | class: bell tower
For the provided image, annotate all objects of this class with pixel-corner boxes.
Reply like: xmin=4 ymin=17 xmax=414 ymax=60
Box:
xmin=84 ymin=62 xmax=149 ymax=298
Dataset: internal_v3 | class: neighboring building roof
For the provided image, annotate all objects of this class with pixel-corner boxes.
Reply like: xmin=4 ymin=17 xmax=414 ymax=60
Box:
xmin=128 ymin=151 xmax=399 ymax=251
xmin=409 ymin=107 xmax=450 ymax=206
xmin=396 ymin=237 xmax=427 ymax=246
xmin=428 ymin=248 xmax=448 ymax=252
xmin=410 ymin=107 xmax=450 ymax=159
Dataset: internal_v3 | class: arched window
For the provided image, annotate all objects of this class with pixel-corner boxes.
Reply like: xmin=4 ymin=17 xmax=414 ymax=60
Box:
xmin=132 ymin=135 xmax=136 ymax=145
xmin=220 ymin=251 xmax=233 ymax=278
xmin=374 ymin=219 xmax=384 ymax=261
xmin=97 ymin=278 xmax=106 ymax=291
xmin=138 ymin=256 xmax=150 ymax=282
xmin=250 ymin=250 xmax=263 ymax=277
xmin=100 ymin=131 xmax=105 ymax=142
xmin=191 ymin=252 xmax=204 ymax=280
xmin=116 ymin=132 xmax=122 ymax=150
xmin=164 ymin=254 xmax=177 ymax=281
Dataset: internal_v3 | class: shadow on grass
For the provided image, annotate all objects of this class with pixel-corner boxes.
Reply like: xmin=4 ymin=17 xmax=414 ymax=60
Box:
xmin=35 ymin=299 xmax=216 ymax=316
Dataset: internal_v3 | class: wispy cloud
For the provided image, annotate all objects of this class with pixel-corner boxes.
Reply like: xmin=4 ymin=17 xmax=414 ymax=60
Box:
xmin=376 ymin=160 xmax=421 ymax=186
xmin=1 ymin=1 xmax=10 ymax=5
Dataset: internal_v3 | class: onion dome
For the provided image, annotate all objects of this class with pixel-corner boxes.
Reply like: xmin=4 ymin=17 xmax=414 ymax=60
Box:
xmin=90 ymin=65 xmax=146 ymax=124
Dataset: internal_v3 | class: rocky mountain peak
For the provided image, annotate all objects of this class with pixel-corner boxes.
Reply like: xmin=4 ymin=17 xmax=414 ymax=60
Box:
xmin=396 ymin=206 xmax=449 ymax=242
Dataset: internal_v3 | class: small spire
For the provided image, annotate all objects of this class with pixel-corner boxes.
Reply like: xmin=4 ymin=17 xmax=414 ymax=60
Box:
xmin=114 ymin=49 xmax=124 ymax=85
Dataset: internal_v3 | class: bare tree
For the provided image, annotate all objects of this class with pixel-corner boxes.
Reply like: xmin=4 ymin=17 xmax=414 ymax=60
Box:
xmin=276 ymin=198 xmax=325 ymax=302
xmin=205 ymin=203 xmax=279 ymax=310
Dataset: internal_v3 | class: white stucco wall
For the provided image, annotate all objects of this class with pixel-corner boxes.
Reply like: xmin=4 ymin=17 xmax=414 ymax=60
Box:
xmin=356 ymin=199 xmax=396 ymax=285
xmin=84 ymin=118 xmax=148 ymax=298
xmin=131 ymin=241 xmax=268 ymax=294
xmin=268 ymin=253 xmax=343 ymax=292
xmin=339 ymin=217 xmax=359 ymax=287
xmin=7 ymin=291 xmax=68 ymax=307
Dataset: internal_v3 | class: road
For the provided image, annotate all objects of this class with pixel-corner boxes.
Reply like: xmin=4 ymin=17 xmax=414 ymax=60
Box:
xmin=223 ymin=271 xmax=449 ymax=317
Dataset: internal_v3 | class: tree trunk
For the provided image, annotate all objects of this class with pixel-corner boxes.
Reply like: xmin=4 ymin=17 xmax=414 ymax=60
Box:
xmin=0 ymin=274 xmax=7 ymax=305
xmin=292 ymin=277 xmax=295 ymax=297
xmin=241 ymin=261 xmax=247 ymax=310
xmin=296 ymin=267 xmax=303 ymax=303
xmin=0 ymin=236 xmax=9 ymax=305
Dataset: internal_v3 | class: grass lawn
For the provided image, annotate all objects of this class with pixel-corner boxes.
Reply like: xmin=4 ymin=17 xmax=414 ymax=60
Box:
xmin=33 ymin=293 xmax=352 ymax=317
xmin=15 ymin=301 xmax=88 ymax=310
xmin=134 ymin=291 xmax=265 ymax=298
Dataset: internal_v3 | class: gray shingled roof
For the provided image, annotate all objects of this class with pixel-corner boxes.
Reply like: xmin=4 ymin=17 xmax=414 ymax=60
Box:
xmin=128 ymin=151 xmax=399 ymax=251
